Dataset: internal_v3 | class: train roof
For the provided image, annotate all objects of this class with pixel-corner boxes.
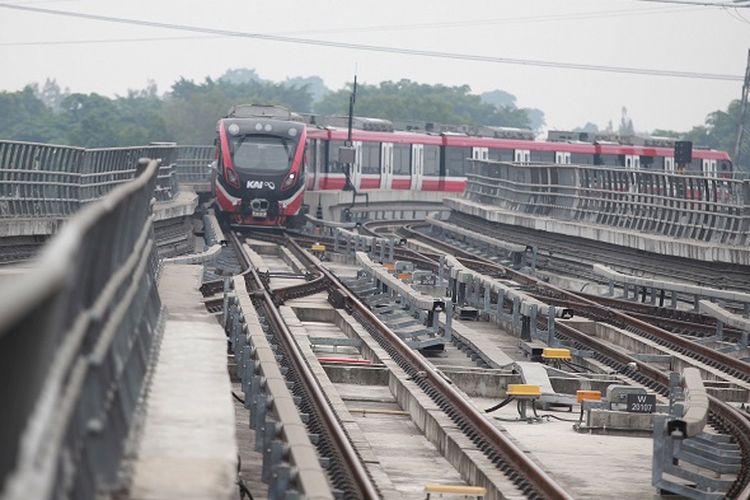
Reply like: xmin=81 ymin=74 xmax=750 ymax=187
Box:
xmin=326 ymin=127 xmax=443 ymax=145
xmin=225 ymin=104 xmax=303 ymax=121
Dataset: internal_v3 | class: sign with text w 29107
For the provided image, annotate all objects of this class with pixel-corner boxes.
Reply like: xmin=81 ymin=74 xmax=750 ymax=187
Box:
xmin=626 ymin=393 xmax=656 ymax=413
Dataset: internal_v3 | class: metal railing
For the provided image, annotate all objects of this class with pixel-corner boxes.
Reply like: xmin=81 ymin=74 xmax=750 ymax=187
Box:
xmin=465 ymin=161 xmax=750 ymax=246
xmin=0 ymin=159 xmax=163 ymax=500
xmin=175 ymin=145 xmax=213 ymax=184
xmin=0 ymin=141 xmax=179 ymax=217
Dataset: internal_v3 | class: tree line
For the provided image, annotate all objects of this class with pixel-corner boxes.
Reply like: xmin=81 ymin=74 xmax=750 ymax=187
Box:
xmin=0 ymin=68 xmax=746 ymax=170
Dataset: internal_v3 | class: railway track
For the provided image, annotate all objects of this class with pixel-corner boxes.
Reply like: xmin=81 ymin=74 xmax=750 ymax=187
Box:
xmin=226 ymin=230 xmax=381 ymax=499
xmin=394 ymin=219 xmax=750 ymax=496
xmin=201 ymin=216 xmax=750 ymax=498
xmin=214 ymin=229 xmax=574 ymax=499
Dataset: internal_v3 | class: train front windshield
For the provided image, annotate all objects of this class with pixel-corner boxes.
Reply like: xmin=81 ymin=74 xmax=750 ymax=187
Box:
xmin=230 ymin=135 xmax=297 ymax=173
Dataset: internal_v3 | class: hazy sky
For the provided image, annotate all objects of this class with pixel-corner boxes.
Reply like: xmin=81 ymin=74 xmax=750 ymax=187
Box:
xmin=1 ymin=0 xmax=749 ymax=132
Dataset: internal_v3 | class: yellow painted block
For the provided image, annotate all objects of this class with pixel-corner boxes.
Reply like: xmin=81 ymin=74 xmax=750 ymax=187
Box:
xmin=398 ymin=272 xmax=412 ymax=281
xmin=311 ymin=243 xmax=326 ymax=252
xmin=506 ymin=384 xmax=541 ymax=397
xmin=424 ymin=484 xmax=487 ymax=495
xmin=383 ymin=262 xmax=395 ymax=271
xmin=576 ymin=390 xmax=602 ymax=403
xmin=542 ymin=347 xmax=572 ymax=360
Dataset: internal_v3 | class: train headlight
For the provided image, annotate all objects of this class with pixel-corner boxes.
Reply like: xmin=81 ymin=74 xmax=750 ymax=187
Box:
xmin=281 ymin=171 xmax=296 ymax=190
xmin=226 ymin=168 xmax=240 ymax=187
xmin=288 ymin=128 xmax=298 ymax=137
xmin=228 ymin=123 xmax=240 ymax=135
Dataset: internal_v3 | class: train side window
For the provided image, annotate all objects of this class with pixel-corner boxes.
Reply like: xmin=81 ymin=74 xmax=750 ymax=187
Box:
xmin=571 ymin=153 xmax=592 ymax=165
xmin=327 ymin=140 xmax=346 ymax=173
xmin=393 ymin=143 xmax=411 ymax=175
xmin=445 ymin=146 xmax=471 ymax=176
xmin=531 ymin=150 xmax=554 ymax=163
xmin=424 ymin=145 xmax=440 ymax=176
xmin=360 ymin=142 xmax=380 ymax=174
xmin=489 ymin=148 xmax=511 ymax=161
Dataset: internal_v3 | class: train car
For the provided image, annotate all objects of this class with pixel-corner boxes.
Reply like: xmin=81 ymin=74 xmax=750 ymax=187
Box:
xmin=301 ymin=117 xmax=735 ymax=197
xmin=213 ymin=105 xmax=307 ymax=228
xmin=593 ymin=142 xmax=733 ymax=177
xmin=306 ymin=127 xmax=447 ymax=192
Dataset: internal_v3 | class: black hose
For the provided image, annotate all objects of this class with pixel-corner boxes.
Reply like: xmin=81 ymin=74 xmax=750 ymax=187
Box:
xmin=232 ymin=391 xmax=245 ymax=405
xmin=485 ymin=396 xmax=513 ymax=413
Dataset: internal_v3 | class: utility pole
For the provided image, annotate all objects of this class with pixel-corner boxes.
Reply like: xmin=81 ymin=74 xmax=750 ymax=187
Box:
xmin=735 ymin=49 xmax=750 ymax=169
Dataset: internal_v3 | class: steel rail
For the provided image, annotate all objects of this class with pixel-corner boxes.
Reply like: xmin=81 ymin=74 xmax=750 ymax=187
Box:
xmin=401 ymin=223 xmax=750 ymax=381
xmin=228 ymin=231 xmax=380 ymax=500
xmin=284 ymin=236 xmax=573 ymax=500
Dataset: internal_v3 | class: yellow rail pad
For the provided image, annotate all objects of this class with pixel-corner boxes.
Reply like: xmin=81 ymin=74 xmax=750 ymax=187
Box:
xmin=507 ymin=384 xmax=541 ymax=397
xmin=576 ymin=390 xmax=602 ymax=403
xmin=383 ymin=262 xmax=395 ymax=271
xmin=398 ymin=272 xmax=412 ymax=281
xmin=424 ymin=484 xmax=487 ymax=495
xmin=310 ymin=243 xmax=326 ymax=252
xmin=542 ymin=347 xmax=572 ymax=360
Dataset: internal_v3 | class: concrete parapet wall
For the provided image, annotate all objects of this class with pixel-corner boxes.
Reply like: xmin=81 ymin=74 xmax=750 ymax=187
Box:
xmin=447 ymin=197 xmax=750 ymax=266
xmin=305 ymin=189 xmax=448 ymax=222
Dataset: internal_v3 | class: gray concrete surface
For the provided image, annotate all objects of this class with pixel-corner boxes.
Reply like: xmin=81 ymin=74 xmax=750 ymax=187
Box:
xmin=305 ymin=189 xmax=448 ymax=222
xmin=128 ymin=264 xmax=237 ymax=500
xmin=476 ymin=396 xmax=656 ymax=499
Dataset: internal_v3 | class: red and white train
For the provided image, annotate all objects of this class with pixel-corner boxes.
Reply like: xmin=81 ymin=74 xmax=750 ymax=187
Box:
xmin=303 ymin=123 xmax=734 ymax=194
xmin=213 ymin=105 xmax=307 ymax=227
xmin=213 ymin=105 xmax=734 ymax=228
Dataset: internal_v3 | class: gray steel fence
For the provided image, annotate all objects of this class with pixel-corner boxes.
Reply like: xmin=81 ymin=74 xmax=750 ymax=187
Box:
xmin=0 ymin=159 xmax=163 ymax=500
xmin=0 ymin=141 xmax=179 ymax=217
xmin=466 ymin=161 xmax=750 ymax=246
xmin=175 ymin=145 xmax=213 ymax=184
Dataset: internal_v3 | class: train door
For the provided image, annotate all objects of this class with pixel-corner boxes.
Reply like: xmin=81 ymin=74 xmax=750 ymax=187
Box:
xmin=411 ymin=144 xmax=424 ymax=191
xmin=625 ymin=155 xmax=640 ymax=169
xmin=514 ymin=149 xmax=531 ymax=163
xmin=380 ymin=142 xmax=394 ymax=189
xmin=555 ymin=152 xmax=571 ymax=164
xmin=702 ymin=159 xmax=717 ymax=177
xmin=664 ymin=156 xmax=675 ymax=174
xmin=352 ymin=141 xmax=363 ymax=190
xmin=471 ymin=147 xmax=489 ymax=161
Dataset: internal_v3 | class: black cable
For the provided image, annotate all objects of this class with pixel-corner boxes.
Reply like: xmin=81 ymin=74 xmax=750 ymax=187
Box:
xmin=0 ymin=5 xmax=699 ymax=47
xmin=538 ymin=413 xmax=582 ymax=423
xmin=232 ymin=391 xmax=245 ymax=405
xmin=236 ymin=454 xmax=255 ymax=500
xmin=0 ymin=3 xmax=742 ymax=82
xmin=485 ymin=396 xmax=513 ymax=413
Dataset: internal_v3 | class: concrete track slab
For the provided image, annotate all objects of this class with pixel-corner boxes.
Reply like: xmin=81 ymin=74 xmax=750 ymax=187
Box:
xmin=476 ymin=396 xmax=655 ymax=499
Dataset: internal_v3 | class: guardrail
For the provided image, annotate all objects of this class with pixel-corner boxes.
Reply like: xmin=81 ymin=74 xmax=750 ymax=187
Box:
xmin=651 ymin=368 xmax=732 ymax=500
xmin=224 ymin=277 xmax=333 ymax=499
xmin=595 ymin=263 xmax=750 ymax=314
xmin=0 ymin=159 xmax=162 ymax=500
xmin=465 ymin=160 xmax=750 ymax=247
xmin=175 ymin=145 xmax=213 ymax=184
xmin=0 ymin=141 xmax=178 ymax=217
xmin=440 ymin=254 xmax=572 ymax=343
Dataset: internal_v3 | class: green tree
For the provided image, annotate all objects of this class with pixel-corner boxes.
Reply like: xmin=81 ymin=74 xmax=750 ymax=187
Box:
xmin=315 ymin=79 xmax=531 ymax=128
xmin=0 ymin=86 xmax=60 ymax=142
